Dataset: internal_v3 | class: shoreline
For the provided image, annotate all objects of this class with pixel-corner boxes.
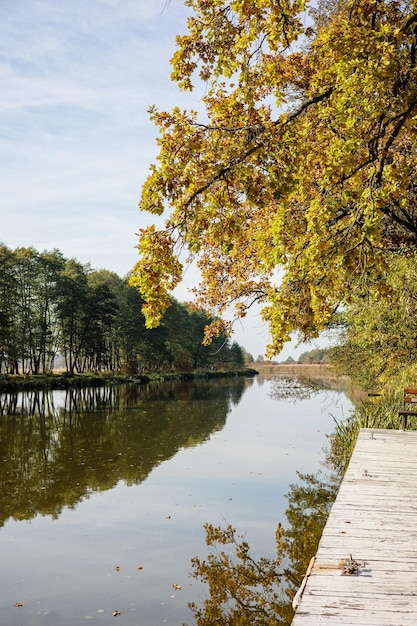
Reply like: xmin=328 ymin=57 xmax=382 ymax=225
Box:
xmin=0 ymin=368 xmax=259 ymax=392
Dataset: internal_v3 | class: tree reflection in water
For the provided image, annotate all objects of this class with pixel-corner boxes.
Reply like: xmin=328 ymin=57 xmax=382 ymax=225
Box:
xmin=0 ymin=375 xmax=345 ymax=625
xmin=184 ymin=471 xmax=339 ymax=626
xmin=184 ymin=376 xmax=343 ymax=626
xmin=269 ymin=373 xmax=344 ymax=402
xmin=0 ymin=378 xmax=250 ymax=527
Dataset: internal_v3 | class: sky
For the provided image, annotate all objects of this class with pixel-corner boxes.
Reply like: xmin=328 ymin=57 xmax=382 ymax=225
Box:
xmin=0 ymin=0 xmax=328 ymax=360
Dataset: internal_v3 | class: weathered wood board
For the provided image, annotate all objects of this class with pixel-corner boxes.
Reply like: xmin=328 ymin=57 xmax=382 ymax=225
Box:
xmin=291 ymin=429 xmax=417 ymax=625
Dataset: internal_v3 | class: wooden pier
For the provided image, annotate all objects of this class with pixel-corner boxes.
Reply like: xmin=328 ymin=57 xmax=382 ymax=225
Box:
xmin=291 ymin=428 xmax=417 ymax=625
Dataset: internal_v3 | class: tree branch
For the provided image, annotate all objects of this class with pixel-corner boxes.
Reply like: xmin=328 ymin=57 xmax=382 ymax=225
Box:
xmin=183 ymin=86 xmax=334 ymax=209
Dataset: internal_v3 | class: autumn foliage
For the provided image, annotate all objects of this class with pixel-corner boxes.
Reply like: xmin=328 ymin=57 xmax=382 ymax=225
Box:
xmin=131 ymin=0 xmax=417 ymax=356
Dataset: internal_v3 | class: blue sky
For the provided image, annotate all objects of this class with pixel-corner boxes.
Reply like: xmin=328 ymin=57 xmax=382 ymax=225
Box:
xmin=1 ymin=0 xmax=187 ymax=271
xmin=0 ymin=0 xmax=327 ymax=359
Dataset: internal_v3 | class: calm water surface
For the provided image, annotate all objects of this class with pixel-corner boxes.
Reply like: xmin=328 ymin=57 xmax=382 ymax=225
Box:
xmin=0 ymin=374 xmax=351 ymax=625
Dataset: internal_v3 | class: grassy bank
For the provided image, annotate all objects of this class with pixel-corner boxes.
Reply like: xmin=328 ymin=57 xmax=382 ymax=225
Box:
xmin=252 ymin=362 xmax=357 ymax=394
xmin=253 ymin=362 xmax=342 ymax=380
xmin=0 ymin=373 xmax=133 ymax=392
xmin=256 ymin=362 xmax=331 ymax=375
xmin=0 ymin=368 xmax=259 ymax=392
xmin=328 ymin=390 xmax=402 ymax=475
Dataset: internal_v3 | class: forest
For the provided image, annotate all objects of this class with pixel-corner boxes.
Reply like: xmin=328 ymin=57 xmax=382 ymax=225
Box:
xmin=0 ymin=244 xmax=246 ymax=376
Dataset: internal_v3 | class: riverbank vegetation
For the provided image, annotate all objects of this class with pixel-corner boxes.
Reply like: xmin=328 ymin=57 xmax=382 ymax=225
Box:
xmin=326 ymin=252 xmax=417 ymax=471
xmin=0 ymin=244 xmax=248 ymax=380
xmin=329 ymin=253 xmax=417 ymax=391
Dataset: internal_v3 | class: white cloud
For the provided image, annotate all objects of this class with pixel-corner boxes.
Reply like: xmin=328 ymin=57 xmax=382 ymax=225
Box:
xmin=0 ymin=0 xmax=195 ymax=272
xmin=0 ymin=0 xmax=328 ymax=358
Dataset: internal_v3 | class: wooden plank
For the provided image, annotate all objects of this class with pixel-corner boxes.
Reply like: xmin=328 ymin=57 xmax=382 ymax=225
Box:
xmin=291 ymin=429 xmax=417 ymax=625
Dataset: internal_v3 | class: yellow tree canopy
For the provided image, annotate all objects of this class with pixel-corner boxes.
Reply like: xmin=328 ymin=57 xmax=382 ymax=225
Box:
xmin=130 ymin=0 xmax=417 ymax=355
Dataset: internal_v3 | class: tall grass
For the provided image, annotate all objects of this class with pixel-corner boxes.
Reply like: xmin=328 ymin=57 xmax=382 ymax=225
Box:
xmin=328 ymin=390 xmax=402 ymax=475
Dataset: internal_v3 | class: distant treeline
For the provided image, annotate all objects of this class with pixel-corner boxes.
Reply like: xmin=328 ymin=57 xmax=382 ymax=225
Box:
xmin=0 ymin=245 xmax=245 ymax=375
xmin=281 ymin=348 xmax=329 ymax=364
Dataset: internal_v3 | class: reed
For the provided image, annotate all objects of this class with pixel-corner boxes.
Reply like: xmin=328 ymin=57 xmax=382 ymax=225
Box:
xmin=328 ymin=390 xmax=402 ymax=475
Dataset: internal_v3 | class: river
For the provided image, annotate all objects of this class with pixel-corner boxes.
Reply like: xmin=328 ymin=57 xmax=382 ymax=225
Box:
xmin=0 ymin=373 xmax=352 ymax=625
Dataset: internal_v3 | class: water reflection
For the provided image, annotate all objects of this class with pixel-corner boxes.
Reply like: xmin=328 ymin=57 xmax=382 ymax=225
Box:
xmin=0 ymin=375 xmax=351 ymax=626
xmin=0 ymin=378 xmax=252 ymax=527
xmin=269 ymin=372 xmax=350 ymax=402
xmin=269 ymin=376 xmax=322 ymax=401
xmin=185 ymin=470 xmax=340 ymax=626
